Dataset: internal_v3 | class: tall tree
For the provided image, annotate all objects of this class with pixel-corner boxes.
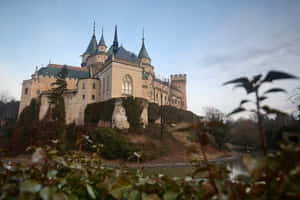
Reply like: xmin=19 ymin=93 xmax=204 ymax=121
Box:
xmin=47 ymin=66 xmax=68 ymax=145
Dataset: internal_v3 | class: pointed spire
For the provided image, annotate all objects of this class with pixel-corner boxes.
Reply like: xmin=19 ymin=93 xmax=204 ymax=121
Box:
xmin=138 ymin=29 xmax=150 ymax=60
xmin=83 ymin=22 xmax=97 ymax=55
xmin=113 ymin=25 xmax=119 ymax=53
xmin=93 ymin=21 xmax=95 ymax=35
xmin=98 ymin=27 xmax=106 ymax=47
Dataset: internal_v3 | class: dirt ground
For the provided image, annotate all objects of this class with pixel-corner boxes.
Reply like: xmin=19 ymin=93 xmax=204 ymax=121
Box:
xmin=1 ymin=123 xmax=234 ymax=166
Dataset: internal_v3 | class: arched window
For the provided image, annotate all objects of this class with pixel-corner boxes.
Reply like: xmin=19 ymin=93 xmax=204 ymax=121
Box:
xmin=122 ymin=75 xmax=132 ymax=95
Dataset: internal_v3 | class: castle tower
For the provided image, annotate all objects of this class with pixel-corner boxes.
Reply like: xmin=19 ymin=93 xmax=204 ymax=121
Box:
xmin=138 ymin=30 xmax=151 ymax=64
xmin=81 ymin=22 xmax=97 ymax=67
xmin=170 ymin=74 xmax=187 ymax=110
xmin=97 ymin=28 xmax=107 ymax=53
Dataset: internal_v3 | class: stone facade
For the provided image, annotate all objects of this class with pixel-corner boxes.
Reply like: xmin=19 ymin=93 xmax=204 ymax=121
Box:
xmin=18 ymin=25 xmax=187 ymax=129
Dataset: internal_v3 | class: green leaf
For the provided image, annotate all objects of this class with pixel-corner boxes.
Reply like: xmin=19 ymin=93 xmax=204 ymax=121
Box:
xmin=259 ymin=96 xmax=267 ymax=101
xmin=227 ymin=107 xmax=246 ymax=116
xmin=20 ymin=180 xmax=42 ymax=193
xmin=128 ymin=190 xmax=141 ymax=200
xmin=234 ymin=82 xmax=256 ymax=94
xmin=86 ymin=184 xmax=96 ymax=199
xmin=142 ymin=193 xmax=160 ymax=200
xmin=240 ymin=99 xmax=251 ymax=106
xmin=40 ymin=187 xmax=55 ymax=200
xmin=261 ymin=106 xmax=286 ymax=115
xmin=263 ymin=70 xmax=298 ymax=82
xmin=53 ymin=193 xmax=68 ymax=200
xmin=110 ymin=175 xmax=132 ymax=199
xmin=47 ymin=170 xmax=58 ymax=179
xmin=223 ymin=77 xmax=249 ymax=85
xmin=251 ymin=74 xmax=262 ymax=84
xmin=163 ymin=192 xmax=178 ymax=200
xmin=263 ymin=88 xmax=287 ymax=95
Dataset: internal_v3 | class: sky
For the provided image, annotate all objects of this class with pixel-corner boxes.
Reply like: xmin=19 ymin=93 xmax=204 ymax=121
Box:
xmin=0 ymin=0 xmax=300 ymax=117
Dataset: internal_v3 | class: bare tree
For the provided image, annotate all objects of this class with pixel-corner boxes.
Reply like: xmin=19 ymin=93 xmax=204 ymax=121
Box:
xmin=203 ymin=106 xmax=225 ymax=122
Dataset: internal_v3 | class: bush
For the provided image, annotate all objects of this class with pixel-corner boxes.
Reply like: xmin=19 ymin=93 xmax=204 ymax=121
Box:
xmin=148 ymin=103 xmax=200 ymax=124
xmin=85 ymin=99 xmax=115 ymax=125
xmin=122 ymin=97 xmax=144 ymax=130
xmin=12 ymin=99 xmax=40 ymax=154
xmin=148 ymin=103 xmax=160 ymax=123
xmin=90 ymin=128 xmax=137 ymax=160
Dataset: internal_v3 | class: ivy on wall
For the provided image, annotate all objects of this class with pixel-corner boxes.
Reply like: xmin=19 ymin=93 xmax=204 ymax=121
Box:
xmin=148 ymin=103 xmax=200 ymax=124
xmin=122 ymin=96 xmax=144 ymax=130
xmin=84 ymin=99 xmax=115 ymax=125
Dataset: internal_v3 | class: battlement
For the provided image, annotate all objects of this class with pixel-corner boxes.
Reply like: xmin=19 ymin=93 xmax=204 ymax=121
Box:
xmin=170 ymin=74 xmax=187 ymax=81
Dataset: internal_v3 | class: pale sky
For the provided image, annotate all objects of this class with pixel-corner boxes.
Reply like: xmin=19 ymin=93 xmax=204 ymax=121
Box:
xmin=0 ymin=0 xmax=299 ymax=116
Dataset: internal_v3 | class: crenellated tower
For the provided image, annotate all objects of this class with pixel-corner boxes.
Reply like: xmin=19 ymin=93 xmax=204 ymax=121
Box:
xmin=170 ymin=74 xmax=187 ymax=110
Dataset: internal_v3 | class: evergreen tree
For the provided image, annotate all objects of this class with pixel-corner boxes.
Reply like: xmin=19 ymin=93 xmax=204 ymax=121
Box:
xmin=47 ymin=66 xmax=68 ymax=147
xmin=48 ymin=65 xmax=68 ymax=105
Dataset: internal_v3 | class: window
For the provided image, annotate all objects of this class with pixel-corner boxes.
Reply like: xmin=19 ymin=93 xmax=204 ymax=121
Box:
xmin=92 ymin=94 xmax=95 ymax=100
xmin=37 ymin=89 xmax=40 ymax=95
xmin=122 ymin=75 xmax=132 ymax=95
xmin=24 ymin=88 xmax=28 ymax=95
xmin=93 ymin=83 xmax=96 ymax=89
xmin=82 ymin=94 xmax=85 ymax=100
xmin=82 ymin=83 xmax=85 ymax=89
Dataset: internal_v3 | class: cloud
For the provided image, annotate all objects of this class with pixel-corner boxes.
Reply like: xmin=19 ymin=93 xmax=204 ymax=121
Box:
xmin=187 ymin=32 xmax=300 ymax=118
xmin=0 ymin=61 xmax=26 ymax=101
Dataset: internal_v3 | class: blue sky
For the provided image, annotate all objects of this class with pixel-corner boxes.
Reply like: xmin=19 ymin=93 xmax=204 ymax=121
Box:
xmin=0 ymin=0 xmax=300 ymax=116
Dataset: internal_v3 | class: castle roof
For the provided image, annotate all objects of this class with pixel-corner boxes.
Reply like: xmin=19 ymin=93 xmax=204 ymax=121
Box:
xmin=84 ymin=34 xmax=97 ymax=55
xmin=138 ymin=37 xmax=150 ymax=60
xmin=115 ymin=46 xmax=139 ymax=62
xmin=98 ymin=32 xmax=106 ymax=47
xmin=106 ymin=46 xmax=139 ymax=63
xmin=38 ymin=64 xmax=90 ymax=79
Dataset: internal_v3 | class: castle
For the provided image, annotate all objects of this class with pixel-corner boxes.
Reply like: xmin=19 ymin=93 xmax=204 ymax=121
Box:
xmin=18 ymin=25 xmax=187 ymax=127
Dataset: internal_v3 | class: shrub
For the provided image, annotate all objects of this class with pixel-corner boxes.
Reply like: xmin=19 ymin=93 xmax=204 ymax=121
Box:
xmin=12 ymin=99 xmax=40 ymax=154
xmin=148 ymin=103 xmax=160 ymax=123
xmin=85 ymin=99 xmax=115 ymax=125
xmin=122 ymin=97 xmax=144 ymax=130
xmin=148 ymin=103 xmax=200 ymax=124
xmin=90 ymin=128 xmax=137 ymax=160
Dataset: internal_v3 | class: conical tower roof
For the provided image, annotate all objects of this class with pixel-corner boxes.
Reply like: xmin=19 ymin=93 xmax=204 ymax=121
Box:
xmin=84 ymin=22 xmax=97 ymax=55
xmin=138 ymin=35 xmax=150 ymax=60
xmin=98 ymin=28 xmax=106 ymax=47
xmin=85 ymin=35 xmax=97 ymax=55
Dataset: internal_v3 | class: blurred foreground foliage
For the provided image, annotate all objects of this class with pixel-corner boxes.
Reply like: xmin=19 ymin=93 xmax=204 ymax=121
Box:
xmin=1 ymin=142 xmax=299 ymax=200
